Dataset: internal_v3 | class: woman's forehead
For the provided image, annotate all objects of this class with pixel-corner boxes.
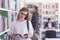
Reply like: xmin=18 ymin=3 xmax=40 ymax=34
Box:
xmin=21 ymin=11 xmax=28 ymax=14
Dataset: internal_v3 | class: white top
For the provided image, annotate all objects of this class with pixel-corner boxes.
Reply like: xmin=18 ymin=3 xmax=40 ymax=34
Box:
xmin=48 ymin=22 xmax=52 ymax=28
xmin=10 ymin=20 xmax=34 ymax=36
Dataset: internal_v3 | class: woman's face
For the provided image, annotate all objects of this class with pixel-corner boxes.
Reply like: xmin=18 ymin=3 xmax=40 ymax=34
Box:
xmin=33 ymin=7 xmax=37 ymax=13
xmin=19 ymin=11 xmax=28 ymax=19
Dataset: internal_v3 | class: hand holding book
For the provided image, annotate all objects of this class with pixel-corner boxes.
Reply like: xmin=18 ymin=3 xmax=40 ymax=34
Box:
xmin=23 ymin=34 xmax=28 ymax=38
xmin=11 ymin=34 xmax=28 ymax=38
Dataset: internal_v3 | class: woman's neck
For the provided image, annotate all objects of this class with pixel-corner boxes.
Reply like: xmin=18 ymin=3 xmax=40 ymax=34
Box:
xmin=17 ymin=18 xmax=25 ymax=22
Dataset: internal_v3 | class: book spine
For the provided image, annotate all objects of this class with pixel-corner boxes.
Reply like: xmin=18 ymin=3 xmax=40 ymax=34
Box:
xmin=0 ymin=0 xmax=2 ymax=8
xmin=5 ymin=17 xmax=7 ymax=30
xmin=0 ymin=15 xmax=3 ymax=33
xmin=8 ymin=0 xmax=10 ymax=9
xmin=9 ymin=0 xmax=15 ymax=10
xmin=2 ymin=0 xmax=5 ymax=8
xmin=2 ymin=16 xmax=5 ymax=32
xmin=5 ymin=0 xmax=8 ymax=9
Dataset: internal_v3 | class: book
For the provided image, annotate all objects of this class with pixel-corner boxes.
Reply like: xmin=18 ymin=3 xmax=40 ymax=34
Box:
xmin=5 ymin=17 xmax=7 ymax=30
xmin=10 ymin=12 xmax=15 ymax=22
xmin=15 ymin=13 xmax=17 ymax=20
xmin=2 ymin=0 xmax=5 ymax=8
xmin=0 ymin=0 xmax=2 ymax=8
xmin=5 ymin=0 xmax=8 ymax=9
xmin=0 ymin=34 xmax=4 ymax=40
xmin=9 ymin=0 xmax=16 ymax=10
xmin=2 ymin=16 xmax=5 ymax=32
xmin=8 ymin=0 xmax=10 ymax=9
xmin=2 ymin=0 xmax=9 ymax=9
xmin=0 ymin=15 xmax=3 ymax=33
xmin=15 ymin=0 xmax=17 ymax=11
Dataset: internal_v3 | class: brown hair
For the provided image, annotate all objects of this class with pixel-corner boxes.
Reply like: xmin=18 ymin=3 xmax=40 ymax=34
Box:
xmin=17 ymin=7 xmax=29 ymax=20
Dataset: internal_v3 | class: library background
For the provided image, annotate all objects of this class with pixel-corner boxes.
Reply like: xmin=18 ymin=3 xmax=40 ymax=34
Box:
xmin=0 ymin=0 xmax=60 ymax=40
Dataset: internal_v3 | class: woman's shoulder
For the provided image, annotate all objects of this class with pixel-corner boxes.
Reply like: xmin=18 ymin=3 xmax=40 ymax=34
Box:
xmin=26 ymin=20 xmax=32 ymax=23
xmin=12 ymin=20 xmax=31 ymax=23
xmin=12 ymin=20 xmax=17 ymax=24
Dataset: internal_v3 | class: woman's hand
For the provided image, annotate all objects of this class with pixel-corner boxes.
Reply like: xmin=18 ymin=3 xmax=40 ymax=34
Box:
xmin=23 ymin=33 xmax=33 ymax=38
xmin=52 ymin=27 xmax=56 ymax=29
xmin=24 ymin=34 xmax=28 ymax=38
xmin=28 ymin=33 xmax=33 ymax=38
xmin=45 ymin=27 xmax=49 ymax=29
xmin=11 ymin=33 xmax=17 ymax=38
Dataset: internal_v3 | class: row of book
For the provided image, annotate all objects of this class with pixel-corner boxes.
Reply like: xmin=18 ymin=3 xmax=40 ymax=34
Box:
xmin=0 ymin=15 xmax=8 ymax=33
xmin=0 ymin=10 xmax=8 ymax=33
xmin=0 ymin=10 xmax=18 ymax=40
xmin=0 ymin=10 xmax=18 ymax=34
xmin=42 ymin=10 xmax=58 ymax=14
xmin=0 ymin=0 xmax=17 ymax=11
xmin=41 ymin=3 xmax=58 ymax=9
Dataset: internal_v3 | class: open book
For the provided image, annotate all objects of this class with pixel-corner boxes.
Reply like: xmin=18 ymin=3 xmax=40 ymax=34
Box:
xmin=15 ymin=34 xmax=28 ymax=38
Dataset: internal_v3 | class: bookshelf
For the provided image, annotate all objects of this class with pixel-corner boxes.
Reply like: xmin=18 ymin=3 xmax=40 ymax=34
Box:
xmin=0 ymin=0 xmax=21 ymax=40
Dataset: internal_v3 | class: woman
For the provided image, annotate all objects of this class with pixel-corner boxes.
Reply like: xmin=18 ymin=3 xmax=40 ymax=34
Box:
xmin=10 ymin=7 xmax=34 ymax=40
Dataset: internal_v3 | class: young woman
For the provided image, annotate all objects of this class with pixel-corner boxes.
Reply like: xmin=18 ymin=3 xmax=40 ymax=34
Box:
xmin=10 ymin=7 xmax=34 ymax=40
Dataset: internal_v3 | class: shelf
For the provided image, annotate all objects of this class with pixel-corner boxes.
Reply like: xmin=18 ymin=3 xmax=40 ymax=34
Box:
xmin=0 ymin=8 xmax=18 ymax=12
xmin=43 ymin=13 xmax=58 ymax=16
xmin=45 ymin=38 xmax=60 ymax=40
xmin=42 ymin=8 xmax=58 ymax=10
xmin=0 ymin=29 xmax=10 ymax=35
xmin=40 ymin=29 xmax=60 ymax=32
xmin=43 ymin=20 xmax=58 ymax=22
